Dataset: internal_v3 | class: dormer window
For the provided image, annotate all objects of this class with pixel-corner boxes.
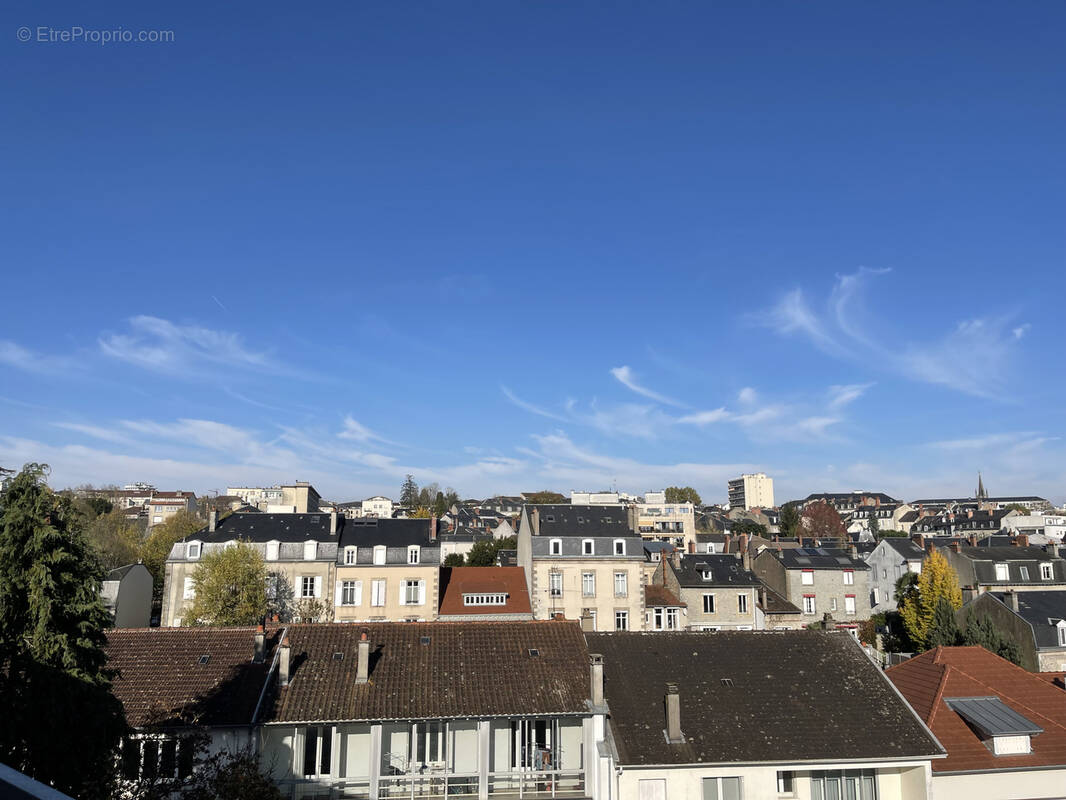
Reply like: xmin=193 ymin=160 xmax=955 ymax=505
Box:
xmin=582 ymin=539 xmax=594 ymax=555
xmin=995 ymin=563 xmax=1009 ymax=581
xmin=408 ymin=545 xmax=420 ymax=564
xmin=701 ymin=570 xmax=713 ymax=580
xmin=706 ymin=543 xmax=716 ymax=554
xmin=344 ymin=546 xmax=356 ymax=565
xmin=303 ymin=540 xmax=317 ymax=561
xmin=265 ymin=540 xmax=280 ymax=561
xmin=549 ymin=539 xmax=562 ymax=556
xmin=946 ymin=696 xmax=1042 ymax=756
xmin=614 ymin=539 xmax=626 ymax=556
xmin=373 ymin=545 xmax=386 ymax=565
xmin=1041 ymin=563 xmax=1053 ymax=580
xmin=1056 ymin=620 xmax=1066 ymax=646
xmin=186 ymin=541 xmax=201 ymax=560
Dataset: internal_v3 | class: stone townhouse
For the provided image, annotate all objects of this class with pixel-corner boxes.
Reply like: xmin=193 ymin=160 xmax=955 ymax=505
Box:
xmin=517 ymin=504 xmax=646 ymax=631
xmin=653 ymin=552 xmax=763 ymax=630
xmin=162 ymin=511 xmax=341 ymax=627
xmin=752 ymin=545 xmax=872 ymax=628
xmin=934 ymin=541 xmax=1066 ymax=601
xmin=865 ymin=537 xmax=926 ymax=611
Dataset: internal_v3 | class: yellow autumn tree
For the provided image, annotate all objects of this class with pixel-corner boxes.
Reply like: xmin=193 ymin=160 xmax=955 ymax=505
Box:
xmin=899 ymin=548 xmax=963 ymax=650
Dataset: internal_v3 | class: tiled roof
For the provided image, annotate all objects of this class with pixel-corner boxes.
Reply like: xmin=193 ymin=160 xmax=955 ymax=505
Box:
xmin=438 ymin=567 xmax=532 ymax=616
xmin=776 ymin=547 xmax=870 ymax=570
xmin=888 ymin=646 xmax=1066 ymax=772
xmin=673 ymin=554 xmax=762 ymax=588
xmin=644 ymin=585 xmax=685 ymax=607
xmin=105 ymin=627 xmax=279 ymax=729
xmin=261 ymin=621 xmax=589 ymax=724
xmin=759 ymin=585 xmax=802 ymax=615
xmin=588 ymin=631 xmax=942 ymax=766
xmin=530 ymin=505 xmax=630 ymax=536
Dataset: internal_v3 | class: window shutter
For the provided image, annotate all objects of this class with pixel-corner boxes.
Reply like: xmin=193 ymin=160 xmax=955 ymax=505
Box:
xmin=418 ymin=580 xmax=426 ymax=606
xmin=399 ymin=584 xmax=407 ymax=605
xmin=334 ymin=581 xmax=344 ymax=606
xmin=314 ymin=576 xmax=323 ymax=598
xmin=354 ymin=581 xmax=363 ymax=606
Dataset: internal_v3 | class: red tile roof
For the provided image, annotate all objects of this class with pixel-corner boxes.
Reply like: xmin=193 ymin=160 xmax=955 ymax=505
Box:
xmin=888 ymin=646 xmax=1066 ymax=772
xmin=643 ymin=584 xmax=685 ymax=607
xmin=438 ymin=567 xmax=532 ymax=616
xmin=105 ymin=627 xmax=278 ymax=729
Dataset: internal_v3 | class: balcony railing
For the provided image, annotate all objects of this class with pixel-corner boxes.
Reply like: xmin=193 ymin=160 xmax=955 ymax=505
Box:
xmin=277 ymin=769 xmax=585 ymax=800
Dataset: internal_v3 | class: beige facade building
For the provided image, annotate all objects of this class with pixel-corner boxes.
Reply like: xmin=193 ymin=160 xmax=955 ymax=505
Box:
xmin=653 ymin=552 xmax=763 ymax=630
xmin=727 ymin=473 xmax=774 ymax=510
xmin=225 ymin=482 xmax=321 ymax=513
xmin=517 ymin=505 xmax=647 ymax=631
xmin=753 ymin=546 xmax=873 ymax=627
xmin=628 ymin=497 xmax=696 ymax=548
xmin=147 ymin=491 xmax=198 ymax=528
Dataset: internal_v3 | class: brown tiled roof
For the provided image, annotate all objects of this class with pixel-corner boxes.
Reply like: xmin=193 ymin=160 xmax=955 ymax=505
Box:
xmin=261 ymin=621 xmax=589 ymax=724
xmin=105 ymin=627 xmax=279 ymax=729
xmin=588 ymin=630 xmax=943 ymax=766
xmin=888 ymin=646 xmax=1066 ymax=772
xmin=438 ymin=567 xmax=532 ymax=616
xmin=643 ymin=585 xmax=685 ymax=607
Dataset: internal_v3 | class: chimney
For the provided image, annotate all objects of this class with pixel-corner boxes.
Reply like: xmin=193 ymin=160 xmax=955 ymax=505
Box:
xmin=330 ymin=511 xmax=338 ymax=534
xmin=429 ymin=515 xmax=438 ymax=542
xmin=589 ymin=654 xmax=605 ymax=707
xmin=253 ymin=624 xmax=265 ymax=663
xmin=208 ymin=510 xmax=218 ymax=532
xmin=742 ymin=547 xmax=751 ymax=573
xmin=665 ymin=683 xmax=683 ymax=743
xmin=1048 ymin=543 xmax=1060 ymax=559
xmin=759 ymin=586 xmax=768 ymax=608
xmin=848 ymin=543 xmax=857 ymax=557
xmin=580 ymin=611 xmax=594 ymax=632
xmin=739 ymin=533 xmax=749 ymax=554
xmin=967 ymin=510 xmax=974 ymax=519
xmin=687 ymin=541 xmax=695 ymax=554
xmin=950 ymin=542 xmax=961 ymax=553
xmin=279 ymin=636 xmax=291 ymax=686
xmin=1018 ymin=534 xmax=1029 ymax=547
xmin=911 ymin=533 xmax=924 ymax=550
xmin=724 ymin=533 xmax=732 ymax=553
xmin=356 ymin=629 xmax=370 ymax=684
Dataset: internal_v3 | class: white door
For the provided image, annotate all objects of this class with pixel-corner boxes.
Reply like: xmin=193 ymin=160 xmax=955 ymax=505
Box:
xmin=639 ymin=778 xmax=666 ymax=800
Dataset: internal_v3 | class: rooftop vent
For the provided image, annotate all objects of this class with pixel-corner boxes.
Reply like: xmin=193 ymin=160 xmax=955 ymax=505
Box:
xmin=528 ymin=648 xmax=540 ymax=657
xmin=198 ymin=655 xmax=210 ymax=665
xmin=421 ymin=636 xmax=431 ymax=645
xmin=332 ymin=652 xmax=344 ymax=661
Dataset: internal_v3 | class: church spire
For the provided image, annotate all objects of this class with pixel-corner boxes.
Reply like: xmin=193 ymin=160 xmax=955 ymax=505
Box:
xmin=976 ymin=472 xmax=987 ymax=500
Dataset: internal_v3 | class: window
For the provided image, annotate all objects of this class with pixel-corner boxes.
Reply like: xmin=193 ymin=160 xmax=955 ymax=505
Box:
xmin=300 ymin=576 xmax=320 ymax=599
xmin=1041 ymin=563 xmax=1054 ymax=580
xmin=701 ymin=570 xmax=714 ymax=580
xmin=582 ymin=572 xmax=596 ymax=597
xmin=582 ymin=539 xmax=594 ymax=555
xmin=303 ymin=540 xmax=317 ymax=561
xmin=706 ymin=543 xmax=716 ymax=554
xmin=549 ymin=539 xmax=562 ymax=555
xmin=614 ymin=571 xmax=628 ymax=597
xmin=463 ymin=593 xmax=507 ymax=606
xmin=186 ymin=542 xmax=201 ymax=560
xmin=777 ymin=771 xmax=795 ymax=795
xmin=803 ymin=595 xmax=816 ymax=615
xmin=1058 ymin=623 xmax=1066 ymax=646
xmin=403 ymin=579 xmax=425 ymax=606
xmin=872 ymin=587 xmax=879 ymax=605
xmin=830 ymin=598 xmax=838 ymax=612
xmin=344 ymin=546 xmax=356 ymax=565
xmin=408 ymin=545 xmax=420 ymax=564
xmin=549 ymin=571 xmax=562 ymax=597
xmin=373 ymin=545 xmax=387 ymax=565
xmin=302 ymin=726 xmax=334 ymax=777
xmin=845 ymin=594 xmax=856 ymax=614
xmin=340 ymin=580 xmax=361 ymax=606
xmin=412 ymin=721 xmax=447 ymax=768
xmin=995 ymin=563 xmax=1009 ymax=581
xmin=120 ymin=737 xmax=194 ymax=781
xmin=371 ymin=579 xmax=386 ymax=606
xmin=701 ymin=776 xmax=742 ymax=800
xmin=801 ymin=569 xmax=814 ymax=585
xmin=1020 ymin=566 xmax=1030 ymax=580
xmin=738 ymin=594 xmax=748 ymax=613
xmin=810 ymin=770 xmax=876 ymax=800
xmin=615 ymin=610 xmax=629 ymax=630
xmin=843 ymin=569 xmax=854 ymax=585
xmin=183 ymin=577 xmax=195 ymax=600
xmin=703 ymin=594 xmax=716 ymax=614
xmin=614 ymin=539 xmax=626 ymax=555
xmin=666 ymin=607 xmax=679 ymax=629
xmin=882 ymin=568 xmax=887 ymax=579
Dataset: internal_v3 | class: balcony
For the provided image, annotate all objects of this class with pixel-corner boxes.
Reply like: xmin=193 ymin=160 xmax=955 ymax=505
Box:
xmin=278 ymin=769 xmax=585 ymax=799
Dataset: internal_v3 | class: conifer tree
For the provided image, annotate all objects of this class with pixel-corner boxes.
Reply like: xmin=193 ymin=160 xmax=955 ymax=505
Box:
xmin=0 ymin=464 xmax=127 ymax=799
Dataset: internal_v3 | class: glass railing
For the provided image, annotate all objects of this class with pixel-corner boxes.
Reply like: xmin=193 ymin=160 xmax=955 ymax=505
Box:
xmin=277 ymin=770 xmax=584 ymax=800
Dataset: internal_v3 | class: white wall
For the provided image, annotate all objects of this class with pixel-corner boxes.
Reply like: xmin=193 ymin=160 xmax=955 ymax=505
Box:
xmin=932 ymin=768 xmax=1066 ymax=800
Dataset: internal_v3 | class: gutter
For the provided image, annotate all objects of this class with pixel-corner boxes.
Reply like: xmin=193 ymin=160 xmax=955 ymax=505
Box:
xmin=250 ymin=625 xmax=288 ymax=751
xmin=619 ymin=754 xmax=946 ymax=770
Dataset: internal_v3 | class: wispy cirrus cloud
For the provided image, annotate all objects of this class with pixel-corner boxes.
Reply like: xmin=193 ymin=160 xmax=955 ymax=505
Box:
xmin=338 ymin=415 xmax=403 ymax=447
xmin=0 ymin=340 xmax=78 ymax=375
xmin=827 ymin=383 xmax=873 ymax=409
xmin=610 ymin=366 xmax=689 ymax=408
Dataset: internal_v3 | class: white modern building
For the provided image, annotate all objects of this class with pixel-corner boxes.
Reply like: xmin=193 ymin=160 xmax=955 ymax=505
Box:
xmin=727 ymin=473 xmax=775 ymax=510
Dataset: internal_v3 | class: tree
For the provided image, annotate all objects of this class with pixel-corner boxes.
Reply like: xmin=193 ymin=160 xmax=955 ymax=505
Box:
xmin=86 ymin=509 xmax=143 ymax=571
xmin=879 ymin=529 xmax=907 ymax=537
xmin=926 ymin=597 xmax=961 ymax=648
xmin=899 ymin=549 xmax=963 ymax=650
xmin=960 ymin=611 xmax=1023 ymax=666
xmin=410 ymin=506 xmax=432 ymax=519
xmin=400 ymin=475 xmax=419 ymax=507
xmin=778 ymin=502 xmax=801 ymax=537
xmin=466 ymin=536 xmax=517 ymax=567
xmin=0 ymin=464 xmax=127 ymax=799
xmin=443 ymin=488 xmax=460 ymax=509
xmin=731 ymin=519 xmax=768 ymax=537
xmin=141 ymin=511 xmax=204 ymax=595
xmin=524 ymin=491 xmax=566 ymax=504
xmin=664 ymin=486 xmax=702 ymax=506
xmin=120 ymin=739 xmax=283 ymax=800
xmin=868 ymin=511 xmax=880 ymax=536
xmin=800 ymin=501 xmax=847 ymax=547
xmin=184 ymin=541 xmax=267 ymax=626
xmin=432 ymin=491 xmax=449 ymax=517
xmin=1004 ymin=503 xmax=1029 ymax=515
xmin=443 ymin=553 xmax=465 ymax=567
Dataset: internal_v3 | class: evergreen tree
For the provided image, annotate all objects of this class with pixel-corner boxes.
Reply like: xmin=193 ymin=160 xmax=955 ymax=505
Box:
xmin=926 ymin=597 xmax=961 ymax=648
xmin=442 ymin=553 xmax=465 ymax=567
xmin=432 ymin=491 xmax=448 ymax=517
xmin=184 ymin=541 xmax=268 ymax=626
xmin=400 ymin=475 xmax=419 ymax=507
xmin=899 ymin=548 xmax=963 ymax=650
xmin=961 ymin=612 xmax=1024 ymax=666
xmin=466 ymin=536 xmax=517 ymax=567
xmin=778 ymin=502 xmax=801 ymax=537
xmin=868 ymin=511 xmax=880 ymax=536
xmin=0 ymin=464 xmax=127 ymax=799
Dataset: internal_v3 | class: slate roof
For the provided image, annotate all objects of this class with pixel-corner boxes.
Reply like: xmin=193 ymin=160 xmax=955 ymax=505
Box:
xmin=338 ymin=517 xmax=437 ymax=548
xmin=758 ymin=585 xmax=802 ymax=615
xmin=776 ymin=547 xmax=870 ymax=570
xmin=438 ymin=568 xmax=532 ymax=616
xmin=673 ymin=554 xmax=762 ymax=588
xmin=882 ymin=538 xmax=927 ymax=560
xmin=194 ymin=512 xmax=342 ymax=544
xmin=888 ymin=646 xmax=1066 ymax=772
xmin=261 ymin=622 xmax=590 ymax=724
xmin=588 ymin=631 xmax=942 ymax=766
xmin=988 ymin=591 xmax=1066 ymax=649
xmin=105 ymin=627 xmax=279 ymax=729
xmin=531 ymin=505 xmax=630 ymax=536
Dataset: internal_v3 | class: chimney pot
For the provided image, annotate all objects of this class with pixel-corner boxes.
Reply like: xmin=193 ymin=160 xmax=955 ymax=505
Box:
xmin=279 ymin=637 xmax=291 ymax=686
xmin=357 ymin=628 xmax=370 ymax=684
xmin=589 ymin=654 xmax=604 ymax=707
xmin=665 ymin=683 xmax=683 ymax=743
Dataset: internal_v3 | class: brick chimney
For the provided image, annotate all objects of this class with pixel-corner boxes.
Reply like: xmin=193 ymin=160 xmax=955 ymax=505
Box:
xmin=253 ymin=624 xmax=265 ymax=663
xmin=279 ymin=636 xmax=291 ymax=686
xmin=208 ymin=510 xmax=218 ymax=532
xmin=665 ymin=683 xmax=683 ymax=744
xmin=589 ymin=654 xmax=605 ymax=707
xmin=429 ymin=515 xmax=438 ymax=541
xmin=1018 ymin=534 xmax=1029 ymax=547
xmin=911 ymin=533 xmax=925 ymax=550
xmin=688 ymin=541 xmax=695 ymax=554
xmin=356 ymin=629 xmax=370 ymax=684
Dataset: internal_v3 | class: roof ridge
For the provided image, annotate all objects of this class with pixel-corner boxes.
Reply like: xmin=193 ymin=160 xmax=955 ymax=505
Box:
xmin=926 ymin=660 xmax=952 ymax=726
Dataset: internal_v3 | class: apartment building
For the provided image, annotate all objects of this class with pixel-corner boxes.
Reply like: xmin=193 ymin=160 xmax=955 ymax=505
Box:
xmin=628 ymin=492 xmax=696 ymax=548
xmin=517 ymin=505 xmax=646 ymax=631
xmin=753 ymin=546 xmax=872 ymax=626
xmin=146 ymin=491 xmax=197 ymax=527
xmin=727 ymin=473 xmax=774 ymax=510
xmin=654 ymin=552 xmax=763 ymax=630
xmin=225 ymin=481 xmax=321 ymax=513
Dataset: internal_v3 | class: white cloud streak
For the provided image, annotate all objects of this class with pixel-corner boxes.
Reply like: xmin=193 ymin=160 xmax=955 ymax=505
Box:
xmin=610 ymin=366 xmax=689 ymax=408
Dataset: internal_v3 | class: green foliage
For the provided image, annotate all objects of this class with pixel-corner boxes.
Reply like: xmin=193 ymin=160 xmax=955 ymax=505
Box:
xmin=86 ymin=509 xmax=143 ymax=571
xmin=410 ymin=506 xmax=432 ymax=518
xmin=926 ymin=597 xmax=961 ymax=648
xmin=894 ymin=571 xmax=918 ymax=604
xmin=878 ymin=529 xmax=907 ymax=537
xmin=961 ymin=612 xmax=1024 ymax=666
xmin=432 ymin=491 xmax=449 ymax=516
xmin=778 ymin=502 xmax=801 ymax=537
xmin=525 ymin=490 xmax=566 ymax=504
xmin=0 ymin=464 xmax=127 ymax=800
xmin=878 ymin=610 xmax=914 ymax=653
xmin=443 ymin=489 xmax=459 ymax=509
xmin=443 ymin=553 xmax=465 ymax=567
xmin=400 ymin=475 xmax=419 ymax=507
xmin=857 ymin=616 xmax=879 ymax=647
xmin=730 ymin=519 xmax=767 ymax=537
xmin=1004 ymin=503 xmax=1030 ymax=515
xmin=120 ymin=741 xmax=282 ymax=800
xmin=184 ymin=541 xmax=268 ymax=626
xmin=141 ymin=511 xmax=204 ymax=594
xmin=899 ymin=549 xmax=963 ymax=651
xmin=465 ymin=536 xmax=517 ymax=567
xmin=868 ymin=512 xmax=880 ymax=535
xmin=664 ymin=486 xmax=702 ymax=506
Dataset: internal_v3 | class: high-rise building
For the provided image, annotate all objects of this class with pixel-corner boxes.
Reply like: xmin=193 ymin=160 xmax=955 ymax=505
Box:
xmin=727 ymin=473 xmax=774 ymax=510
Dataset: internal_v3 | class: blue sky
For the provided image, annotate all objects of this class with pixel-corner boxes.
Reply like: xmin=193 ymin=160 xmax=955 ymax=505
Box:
xmin=2 ymin=1 xmax=1064 ymax=504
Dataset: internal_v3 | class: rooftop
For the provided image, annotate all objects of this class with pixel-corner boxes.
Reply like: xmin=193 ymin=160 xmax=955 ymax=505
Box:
xmin=437 ymin=567 xmax=532 ymax=617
